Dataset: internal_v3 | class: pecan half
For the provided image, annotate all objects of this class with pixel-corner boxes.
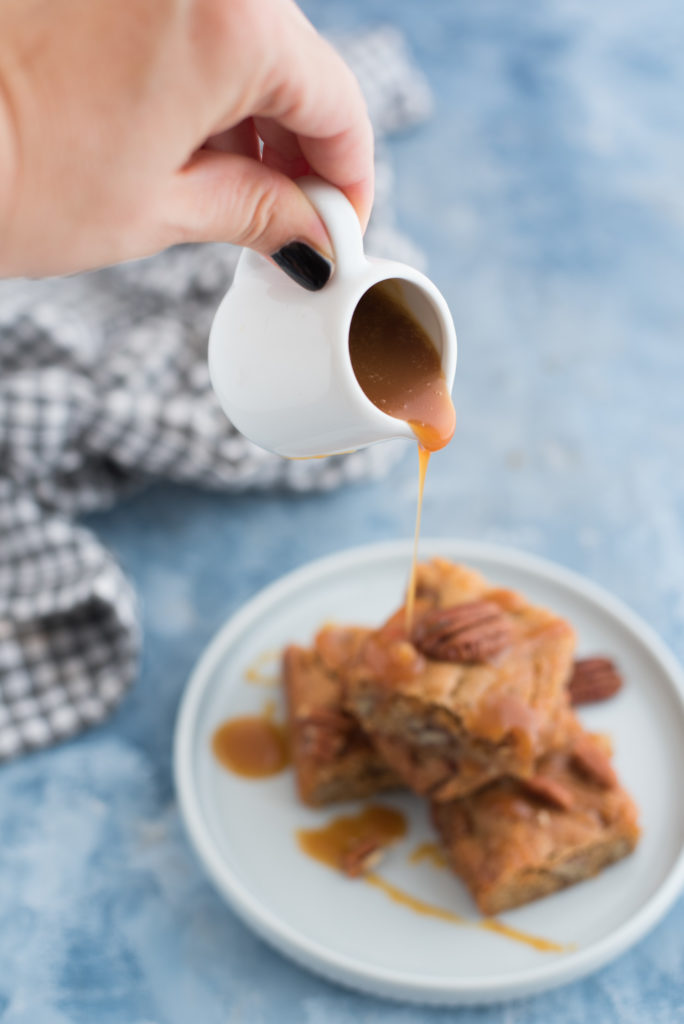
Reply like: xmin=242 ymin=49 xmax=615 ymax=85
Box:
xmin=571 ymin=735 xmax=617 ymax=789
xmin=568 ymin=657 xmax=623 ymax=705
xmin=340 ymin=837 xmax=385 ymax=878
xmin=521 ymin=774 xmax=574 ymax=810
xmin=298 ymin=709 xmax=352 ymax=760
xmin=412 ymin=600 xmax=513 ymax=663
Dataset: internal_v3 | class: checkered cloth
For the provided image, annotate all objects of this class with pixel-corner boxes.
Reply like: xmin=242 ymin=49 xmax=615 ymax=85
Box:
xmin=0 ymin=27 xmax=432 ymax=760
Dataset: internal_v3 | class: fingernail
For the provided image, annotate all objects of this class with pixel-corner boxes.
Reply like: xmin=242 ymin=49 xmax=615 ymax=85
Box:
xmin=271 ymin=242 xmax=332 ymax=291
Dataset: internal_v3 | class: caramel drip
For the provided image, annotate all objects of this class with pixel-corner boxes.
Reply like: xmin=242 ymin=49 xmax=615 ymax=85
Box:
xmin=408 ymin=841 xmax=448 ymax=869
xmin=212 ymin=705 xmax=289 ymax=778
xmin=296 ymin=805 xmax=407 ymax=870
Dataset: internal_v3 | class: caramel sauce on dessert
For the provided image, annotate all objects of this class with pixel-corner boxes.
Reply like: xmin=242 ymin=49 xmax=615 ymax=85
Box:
xmin=349 ymin=282 xmax=456 ymax=631
xmin=362 ymin=625 xmax=426 ymax=685
xmin=212 ymin=704 xmax=289 ymax=778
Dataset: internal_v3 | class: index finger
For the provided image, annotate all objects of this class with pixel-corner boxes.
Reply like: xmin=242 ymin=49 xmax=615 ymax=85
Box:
xmin=252 ymin=9 xmax=374 ymax=228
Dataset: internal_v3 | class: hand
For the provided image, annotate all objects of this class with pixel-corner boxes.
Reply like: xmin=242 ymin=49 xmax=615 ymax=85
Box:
xmin=0 ymin=0 xmax=374 ymax=284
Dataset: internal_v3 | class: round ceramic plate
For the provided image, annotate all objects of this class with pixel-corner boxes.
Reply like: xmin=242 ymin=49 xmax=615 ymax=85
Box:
xmin=174 ymin=540 xmax=684 ymax=1005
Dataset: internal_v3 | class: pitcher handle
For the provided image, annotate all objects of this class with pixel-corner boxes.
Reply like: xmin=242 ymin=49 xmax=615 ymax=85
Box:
xmin=299 ymin=177 xmax=366 ymax=279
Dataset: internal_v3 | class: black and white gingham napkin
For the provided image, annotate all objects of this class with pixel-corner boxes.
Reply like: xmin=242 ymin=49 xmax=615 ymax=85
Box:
xmin=0 ymin=27 xmax=432 ymax=760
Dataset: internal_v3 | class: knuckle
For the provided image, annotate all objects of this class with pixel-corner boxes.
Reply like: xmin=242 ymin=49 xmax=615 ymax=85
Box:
xmin=235 ymin=183 xmax=280 ymax=250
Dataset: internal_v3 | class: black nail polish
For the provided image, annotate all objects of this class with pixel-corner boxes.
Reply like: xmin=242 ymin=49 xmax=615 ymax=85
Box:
xmin=271 ymin=242 xmax=332 ymax=291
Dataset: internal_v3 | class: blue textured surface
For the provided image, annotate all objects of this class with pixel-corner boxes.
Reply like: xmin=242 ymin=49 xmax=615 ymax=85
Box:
xmin=2 ymin=1 xmax=684 ymax=1020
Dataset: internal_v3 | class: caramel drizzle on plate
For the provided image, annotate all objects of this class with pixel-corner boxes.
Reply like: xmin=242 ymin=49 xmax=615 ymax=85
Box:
xmin=297 ymin=805 xmax=570 ymax=954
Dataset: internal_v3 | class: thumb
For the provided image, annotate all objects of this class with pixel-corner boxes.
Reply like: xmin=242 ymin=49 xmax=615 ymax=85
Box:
xmin=163 ymin=150 xmax=333 ymax=290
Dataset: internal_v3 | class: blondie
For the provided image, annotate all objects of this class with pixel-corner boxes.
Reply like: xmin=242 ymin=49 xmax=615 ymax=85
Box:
xmin=283 ymin=625 xmax=400 ymax=806
xmin=432 ymin=729 xmax=640 ymax=914
xmin=346 ymin=560 xmax=576 ymax=801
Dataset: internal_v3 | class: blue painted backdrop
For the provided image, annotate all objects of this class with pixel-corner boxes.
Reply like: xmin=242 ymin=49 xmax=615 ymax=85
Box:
xmin=1 ymin=1 xmax=683 ymax=1021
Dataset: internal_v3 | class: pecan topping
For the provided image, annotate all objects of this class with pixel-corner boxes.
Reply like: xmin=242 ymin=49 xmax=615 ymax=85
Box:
xmin=568 ymin=657 xmax=623 ymax=705
xmin=571 ymin=735 xmax=617 ymax=789
xmin=340 ymin=837 xmax=385 ymax=878
xmin=522 ymin=774 xmax=574 ymax=810
xmin=412 ymin=600 xmax=513 ymax=663
xmin=299 ymin=708 xmax=352 ymax=760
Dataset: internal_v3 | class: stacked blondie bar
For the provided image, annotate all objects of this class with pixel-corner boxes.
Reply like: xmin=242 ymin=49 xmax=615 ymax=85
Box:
xmin=283 ymin=559 xmax=639 ymax=914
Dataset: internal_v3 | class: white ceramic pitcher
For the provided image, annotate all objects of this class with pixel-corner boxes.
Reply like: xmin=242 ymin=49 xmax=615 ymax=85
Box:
xmin=208 ymin=178 xmax=457 ymax=459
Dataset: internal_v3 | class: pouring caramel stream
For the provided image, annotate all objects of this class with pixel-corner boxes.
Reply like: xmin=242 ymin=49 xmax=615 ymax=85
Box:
xmin=349 ymin=282 xmax=455 ymax=631
xmin=405 ymin=445 xmax=430 ymax=631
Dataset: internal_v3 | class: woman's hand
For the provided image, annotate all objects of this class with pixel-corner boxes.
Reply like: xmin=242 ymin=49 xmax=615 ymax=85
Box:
xmin=0 ymin=0 xmax=374 ymax=284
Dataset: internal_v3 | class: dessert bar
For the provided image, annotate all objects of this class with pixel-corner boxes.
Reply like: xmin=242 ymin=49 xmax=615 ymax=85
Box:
xmin=346 ymin=560 xmax=576 ymax=801
xmin=283 ymin=625 xmax=400 ymax=806
xmin=432 ymin=729 xmax=640 ymax=914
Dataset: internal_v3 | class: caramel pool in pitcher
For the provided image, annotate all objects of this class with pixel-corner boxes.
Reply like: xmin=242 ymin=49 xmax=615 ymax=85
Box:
xmin=349 ymin=282 xmax=456 ymax=453
xmin=350 ymin=282 xmax=456 ymax=627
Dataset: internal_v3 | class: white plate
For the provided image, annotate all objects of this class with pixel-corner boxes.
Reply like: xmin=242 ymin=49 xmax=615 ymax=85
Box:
xmin=174 ymin=540 xmax=684 ymax=1005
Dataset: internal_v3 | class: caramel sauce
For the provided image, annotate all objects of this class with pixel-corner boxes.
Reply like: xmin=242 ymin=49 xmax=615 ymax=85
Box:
xmin=405 ymin=445 xmax=430 ymax=631
xmin=349 ymin=282 xmax=456 ymax=633
xmin=470 ymin=693 xmax=540 ymax=751
xmin=370 ymin=875 xmax=568 ymax=952
xmin=365 ymin=873 xmax=467 ymax=923
xmin=362 ymin=624 xmax=426 ymax=685
xmin=349 ymin=282 xmax=455 ymax=453
xmin=479 ymin=918 xmax=569 ymax=953
xmin=297 ymin=805 xmax=407 ymax=869
xmin=212 ymin=704 xmax=289 ymax=778
xmin=409 ymin=841 xmax=449 ymax=869
xmin=297 ymin=804 xmax=569 ymax=954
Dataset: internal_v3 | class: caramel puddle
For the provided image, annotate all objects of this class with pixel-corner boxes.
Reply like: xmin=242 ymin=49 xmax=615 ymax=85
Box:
xmin=297 ymin=806 xmax=570 ymax=954
xmin=212 ymin=702 xmax=289 ymax=778
xmin=297 ymin=805 xmax=407 ymax=869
